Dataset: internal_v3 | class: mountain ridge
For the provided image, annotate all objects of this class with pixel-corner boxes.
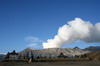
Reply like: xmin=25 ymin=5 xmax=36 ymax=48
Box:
xmin=19 ymin=47 xmax=89 ymax=59
xmin=84 ymin=46 xmax=100 ymax=52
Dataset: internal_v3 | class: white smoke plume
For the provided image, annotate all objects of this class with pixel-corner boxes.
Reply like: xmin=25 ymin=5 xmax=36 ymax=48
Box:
xmin=43 ymin=18 xmax=100 ymax=48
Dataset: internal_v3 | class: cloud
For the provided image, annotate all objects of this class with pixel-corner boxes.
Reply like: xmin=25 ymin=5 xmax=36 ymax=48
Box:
xmin=25 ymin=36 xmax=44 ymax=48
xmin=25 ymin=36 xmax=44 ymax=43
xmin=43 ymin=18 xmax=100 ymax=48
xmin=27 ymin=43 xmax=37 ymax=47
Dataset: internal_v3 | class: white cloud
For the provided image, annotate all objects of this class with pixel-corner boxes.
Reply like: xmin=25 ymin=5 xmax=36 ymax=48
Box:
xmin=25 ymin=36 xmax=44 ymax=48
xmin=27 ymin=43 xmax=37 ymax=47
xmin=43 ymin=18 xmax=100 ymax=48
xmin=25 ymin=36 xmax=44 ymax=43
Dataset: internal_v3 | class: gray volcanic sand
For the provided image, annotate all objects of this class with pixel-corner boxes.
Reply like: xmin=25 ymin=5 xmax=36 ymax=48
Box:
xmin=0 ymin=61 xmax=100 ymax=66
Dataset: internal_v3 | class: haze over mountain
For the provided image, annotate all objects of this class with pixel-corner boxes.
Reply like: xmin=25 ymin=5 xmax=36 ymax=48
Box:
xmin=0 ymin=54 xmax=5 ymax=61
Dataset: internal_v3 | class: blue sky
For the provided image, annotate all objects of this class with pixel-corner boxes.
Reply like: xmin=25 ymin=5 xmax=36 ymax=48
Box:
xmin=0 ymin=0 xmax=100 ymax=53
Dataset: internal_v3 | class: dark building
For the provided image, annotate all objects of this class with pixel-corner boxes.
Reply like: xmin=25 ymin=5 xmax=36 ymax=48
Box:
xmin=5 ymin=50 xmax=18 ymax=60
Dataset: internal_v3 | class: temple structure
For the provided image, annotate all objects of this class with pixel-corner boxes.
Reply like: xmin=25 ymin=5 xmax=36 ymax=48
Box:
xmin=5 ymin=50 xmax=18 ymax=60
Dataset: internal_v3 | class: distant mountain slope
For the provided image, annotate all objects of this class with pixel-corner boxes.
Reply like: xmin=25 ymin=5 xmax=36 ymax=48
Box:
xmin=86 ymin=51 xmax=100 ymax=61
xmin=0 ymin=54 xmax=5 ymax=61
xmin=84 ymin=46 xmax=100 ymax=52
xmin=19 ymin=47 xmax=89 ymax=58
